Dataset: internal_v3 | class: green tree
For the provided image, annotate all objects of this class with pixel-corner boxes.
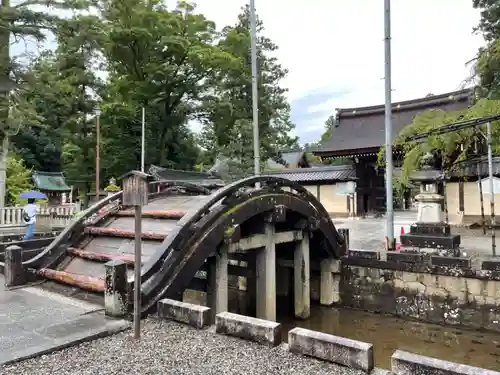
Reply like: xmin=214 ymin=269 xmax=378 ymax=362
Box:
xmin=6 ymin=156 xmax=32 ymax=205
xmin=473 ymin=1 xmax=500 ymax=98
xmin=99 ymin=0 xmax=231 ymax=170
xmin=473 ymin=0 xmax=500 ymax=41
xmin=199 ymin=5 xmax=299 ymax=164
xmin=0 ymin=0 xmax=91 ymax=206
xmin=320 ymin=114 xmax=335 ymax=144
xmin=378 ymin=98 xmax=500 ymax=184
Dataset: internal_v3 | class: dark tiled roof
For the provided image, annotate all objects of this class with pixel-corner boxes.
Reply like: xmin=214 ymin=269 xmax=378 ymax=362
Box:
xmin=265 ymin=165 xmax=356 ymax=183
xmin=314 ymin=88 xmax=474 ymax=155
xmin=32 ymin=171 xmax=71 ymax=192
xmin=148 ymin=165 xmax=225 ymax=188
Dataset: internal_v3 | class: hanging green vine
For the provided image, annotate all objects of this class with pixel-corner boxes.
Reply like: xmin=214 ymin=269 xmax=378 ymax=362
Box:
xmin=377 ymin=99 xmax=500 ymax=186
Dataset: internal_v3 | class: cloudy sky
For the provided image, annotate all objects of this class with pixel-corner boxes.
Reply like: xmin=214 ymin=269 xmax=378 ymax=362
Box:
xmin=13 ymin=0 xmax=485 ymax=144
xmin=191 ymin=0 xmax=484 ymax=143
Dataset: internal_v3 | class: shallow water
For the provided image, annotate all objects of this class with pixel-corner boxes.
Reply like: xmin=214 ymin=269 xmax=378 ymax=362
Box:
xmin=184 ymin=290 xmax=500 ymax=371
xmin=279 ymin=305 xmax=500 ymax=370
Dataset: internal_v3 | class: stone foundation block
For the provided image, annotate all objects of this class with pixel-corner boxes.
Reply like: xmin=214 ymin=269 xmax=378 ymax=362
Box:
xmin=387 ymin=252 xmax=424 ymax=264
xmin=431 ymin=255 xmax=471 ymax=268
xmin=104 ymin=260 xmax=129 ymax=317
xmin=482 ymin=259 xmax=500 ymax=272
xmin=391 ymin=350 xmax=500 ymax=375
xmin=215 ymin=311 xmax=281 ymax=346
xmin=348 ymin=250 xmax=379 ymax=260
xmin=288 ymin=327 xmax=374 ymax=373
xmin=5 ymin=245 xmax=26 ymax=287
xmin=158 ymin=298 xmax=211 ymax=329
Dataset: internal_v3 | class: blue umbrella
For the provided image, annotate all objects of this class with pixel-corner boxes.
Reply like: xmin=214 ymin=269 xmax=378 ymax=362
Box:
xmin=19 ymin=191 xmax=47 ymax=200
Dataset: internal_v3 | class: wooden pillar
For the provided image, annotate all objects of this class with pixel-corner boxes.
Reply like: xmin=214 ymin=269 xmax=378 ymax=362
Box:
xmin=207 ymin=244 xmax=229 ymax=321
xmin=256 ymin=223 xmax=276 ymax=321
xmin=320 ymin=258 xmax=341 ymax=305
xmin=294 ymin=232 xmax=310 ymax=319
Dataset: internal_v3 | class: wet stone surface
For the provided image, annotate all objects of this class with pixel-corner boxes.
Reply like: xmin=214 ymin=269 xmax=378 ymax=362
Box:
xmin=0 ymin=275 xmax=128 ymax=366
xmin=1 ymin=319 xmax=366 ymax=375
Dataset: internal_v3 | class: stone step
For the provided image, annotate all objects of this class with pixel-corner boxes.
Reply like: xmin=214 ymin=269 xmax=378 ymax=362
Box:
xmin=84 ymin=226 xmax=166 ymax=241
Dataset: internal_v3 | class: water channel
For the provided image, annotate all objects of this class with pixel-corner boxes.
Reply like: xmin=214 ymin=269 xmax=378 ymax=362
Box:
xmin=185 ymin=290 xmax=500 ymax=371
xmin=279 ymin=305 xmax=500 ymax=371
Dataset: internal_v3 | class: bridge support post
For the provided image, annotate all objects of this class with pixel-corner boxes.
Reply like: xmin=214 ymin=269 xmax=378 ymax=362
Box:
xmin=256 ymin=223 xmax=276 ymax=321
xmin=5 ymin=245 xmax=25 ymax=287
xmin=104 ymin=260 xmax=129 ymax=317
xmin=276 ymin=265 xmax=290 ymax=297
xmin=294 ymin=232 xmax=310 ymax=319
xmin=320 ymin=258 xmax=341 ymax=306
xmin=207 ymin=244 xmax=229 ymax=322
xmin=245 ymin=254 xmax=257 ymax=316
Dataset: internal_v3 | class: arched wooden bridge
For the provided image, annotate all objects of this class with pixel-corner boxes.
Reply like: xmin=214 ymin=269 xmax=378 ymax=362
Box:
xmin=0 ymin=176 xmax=346 ymax=317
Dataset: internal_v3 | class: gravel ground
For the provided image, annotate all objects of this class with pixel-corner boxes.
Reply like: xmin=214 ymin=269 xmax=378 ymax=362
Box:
xmin=0 ymin=318 xmax=364 ymax=375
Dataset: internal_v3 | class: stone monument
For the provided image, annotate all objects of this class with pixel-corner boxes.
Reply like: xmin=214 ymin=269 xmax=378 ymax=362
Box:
xmin=400 ymin=152 xmax=461 ymax=253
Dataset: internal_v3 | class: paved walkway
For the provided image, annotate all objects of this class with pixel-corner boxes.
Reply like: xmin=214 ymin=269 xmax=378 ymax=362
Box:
xmin=334 ymin=211 xmax=499 ymax=258
xmin=0 ymin=275 xmax=129 ymax=366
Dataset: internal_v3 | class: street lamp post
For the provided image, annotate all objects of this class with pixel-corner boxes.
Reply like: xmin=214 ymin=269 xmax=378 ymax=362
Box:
xmin=95 ymin=107 xmax=101 ymax=200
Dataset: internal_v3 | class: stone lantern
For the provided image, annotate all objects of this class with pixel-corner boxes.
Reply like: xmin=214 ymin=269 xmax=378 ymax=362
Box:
xmin=400 ymin=152 xmax=461 ymax=251
xmin=414 ymin=152 xmax=445 ymax=223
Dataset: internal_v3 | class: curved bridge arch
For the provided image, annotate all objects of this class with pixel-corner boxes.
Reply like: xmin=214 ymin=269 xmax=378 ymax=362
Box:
xmin=0 ymin=176 xmax=345 ymax=316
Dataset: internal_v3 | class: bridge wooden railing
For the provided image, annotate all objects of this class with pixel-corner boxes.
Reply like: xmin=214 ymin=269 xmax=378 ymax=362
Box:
xmin=0 ymin=204 xmax=81 ymax=231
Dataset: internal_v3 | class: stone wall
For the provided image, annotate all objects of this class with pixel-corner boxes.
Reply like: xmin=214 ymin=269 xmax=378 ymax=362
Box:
xmin=339 ymin=251 xmax=500 ymax=332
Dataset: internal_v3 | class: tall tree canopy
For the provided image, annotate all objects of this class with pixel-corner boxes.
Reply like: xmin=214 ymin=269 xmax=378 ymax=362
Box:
xmin=473 ymin=0 xmax=500 ymax=98
xmin=0 ymin=1 xmax=302 ymax=203
xmin=198 ymin=5 xmax=299 ymax=166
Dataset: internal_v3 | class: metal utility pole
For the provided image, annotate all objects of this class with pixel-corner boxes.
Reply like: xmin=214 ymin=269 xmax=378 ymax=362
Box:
xmin=141 ymin=107 xmax=145 ymax=173
xmin=95 ymin=107 xmax=101 ymax=200
xmin=384 ymin=0 xmax=394 ymax=249
xmin=486 ymin=121 xmax=496 ymax=256
xmin=134 ymin=203 xmax=142 ymax=338
xmin=249 ymin=0 xmax=260 ymax=177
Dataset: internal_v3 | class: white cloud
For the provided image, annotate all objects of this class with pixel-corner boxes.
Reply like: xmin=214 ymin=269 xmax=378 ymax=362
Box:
xmin=190 ymin=0 xmax=484 ymax=111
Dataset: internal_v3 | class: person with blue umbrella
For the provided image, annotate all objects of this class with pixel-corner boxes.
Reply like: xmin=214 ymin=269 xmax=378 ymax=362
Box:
xmin=18 ymin=191 xmax=47 ymax=240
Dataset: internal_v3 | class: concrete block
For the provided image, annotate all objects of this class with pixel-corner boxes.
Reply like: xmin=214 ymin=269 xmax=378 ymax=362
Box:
xmin=387 ymin=252 xmax=424 ymax=264
xmin=391 ymin=350 xmax=500 ymax=375
xmin=348 ymin=250 xmax=380 ymax=260
xmin=288 ymin=327 xmax=374 ymax=373
xmin=215 ymin=311 xmax=281 ymax=346
xmin=431 ymin=256 xmax=471 ymax=269
xmin=5 ymin=245 xmax=25 ymax=287
xmin=482 ymin=259 xmax=500 ymax=272
xmin=104 ymin=260 xmax=128 ymax=317
xmin=158 ymin=298 xmax=211 ymax=329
